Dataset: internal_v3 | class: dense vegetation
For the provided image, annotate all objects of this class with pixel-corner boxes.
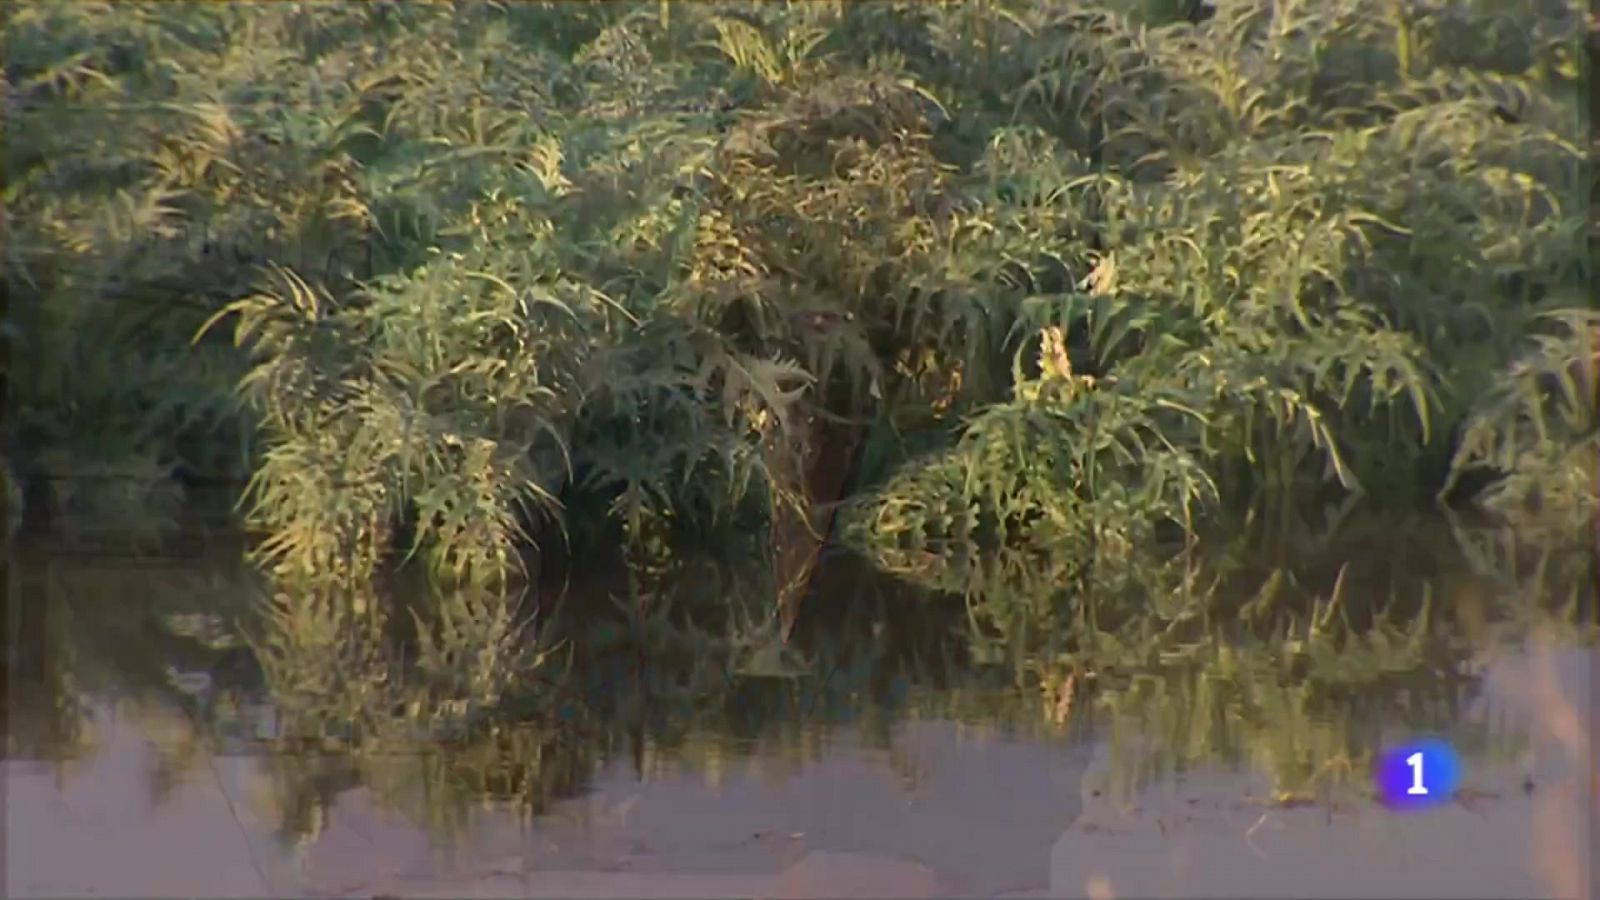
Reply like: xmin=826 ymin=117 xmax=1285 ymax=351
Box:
xmin=4 ymin=0 xmax=1595 ymax=659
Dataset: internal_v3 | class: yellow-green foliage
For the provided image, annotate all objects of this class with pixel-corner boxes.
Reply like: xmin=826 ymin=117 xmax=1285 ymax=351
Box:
xmin=5 ymin=0 xmax=1594 ymax=603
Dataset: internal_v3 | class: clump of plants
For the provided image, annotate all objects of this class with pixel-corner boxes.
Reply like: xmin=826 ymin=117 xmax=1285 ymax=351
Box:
xmin=842 ymin=0 xmax=1593 ymax=589
xmin=5 ymin=0 xmax=1593 ymax=623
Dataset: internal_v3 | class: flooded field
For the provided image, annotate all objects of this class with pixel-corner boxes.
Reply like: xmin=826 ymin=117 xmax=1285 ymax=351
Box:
xmin=6 ymin=1 xmax=1596 ymax=896
xmin=5 ymin=520 xmax=1594 ymax=899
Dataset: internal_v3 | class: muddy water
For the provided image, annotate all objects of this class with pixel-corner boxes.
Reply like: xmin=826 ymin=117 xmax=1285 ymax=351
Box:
xmin=4 ymin=536 xmax=1595 ymax=899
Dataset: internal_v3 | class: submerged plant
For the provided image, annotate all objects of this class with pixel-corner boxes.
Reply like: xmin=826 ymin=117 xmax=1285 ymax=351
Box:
xmin=844 ymin=0 xmax=1594 ymax=583
xmin=3 ymin=1 xmax=1592 ymax=623
xmin=1444 ymin=310 xmax=1600 ymax=527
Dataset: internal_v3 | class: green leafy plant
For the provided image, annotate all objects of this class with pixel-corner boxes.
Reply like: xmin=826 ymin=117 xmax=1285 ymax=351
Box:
xmin=4 ymin=0 xmax=1592 ymax=627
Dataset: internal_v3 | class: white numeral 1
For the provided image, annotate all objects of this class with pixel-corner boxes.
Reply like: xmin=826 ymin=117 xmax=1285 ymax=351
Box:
xmin=1406 ymin=751 xmax=1429 ymax=795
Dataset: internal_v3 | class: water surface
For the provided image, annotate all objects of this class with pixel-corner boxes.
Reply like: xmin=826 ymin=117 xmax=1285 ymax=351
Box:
xmin=5 ymin=528 xmax=1594 ymax=898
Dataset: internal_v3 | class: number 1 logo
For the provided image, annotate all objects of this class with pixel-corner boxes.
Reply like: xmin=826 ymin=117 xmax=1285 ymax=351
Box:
xmin=1405 ymin=751 xmax=1428 ymax=795
xmin=1376 ymin=739 xmax=1461 ymax=810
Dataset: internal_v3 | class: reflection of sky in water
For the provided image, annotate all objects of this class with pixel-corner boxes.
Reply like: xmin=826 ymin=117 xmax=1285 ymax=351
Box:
xmin=4 ymin=543 xmax=1594 ymax=898
xmin=1052 ymin=635 xmax=1593 ymax=899
xmin=5 ymin=644 xmax=1591 ymax=898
